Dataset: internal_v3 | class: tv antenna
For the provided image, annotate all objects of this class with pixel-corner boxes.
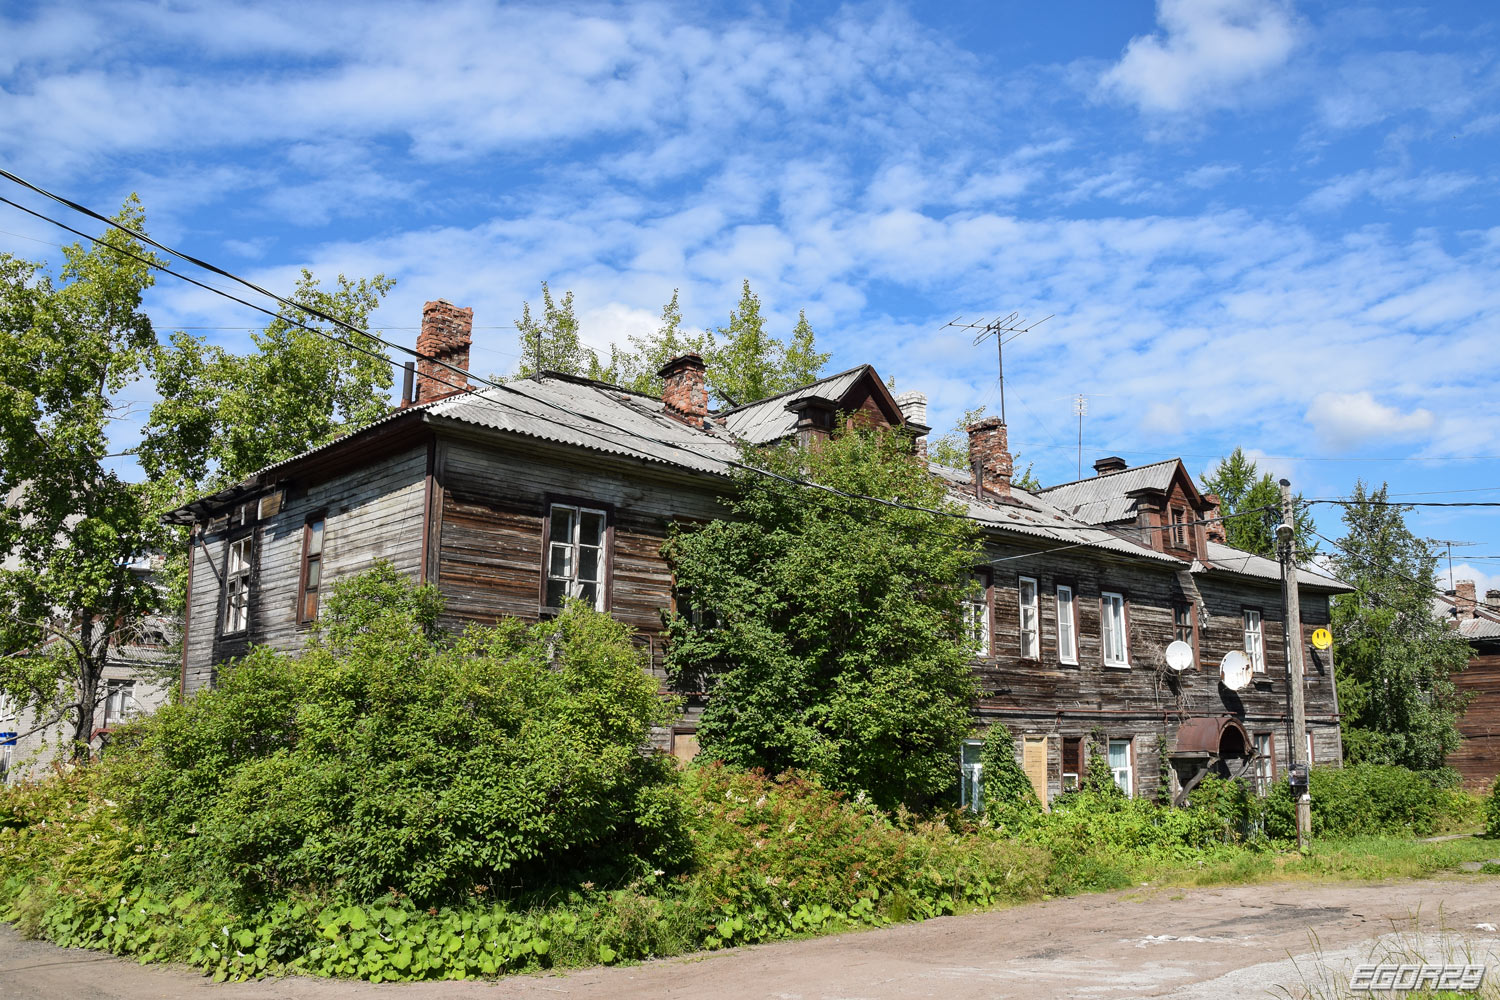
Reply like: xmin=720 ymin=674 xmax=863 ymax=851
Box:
xmin=943 ymin=311 xmax=1052 ymax=425
xmin=1436 ymin=538 xmax=1480 ymax=592
xmin=1062 ymin=392 xmax=1111 ymax=480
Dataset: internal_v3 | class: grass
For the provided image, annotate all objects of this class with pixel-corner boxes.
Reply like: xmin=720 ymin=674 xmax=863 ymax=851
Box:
xmin=1271 ymin=910 xmax=1500 ymax=1000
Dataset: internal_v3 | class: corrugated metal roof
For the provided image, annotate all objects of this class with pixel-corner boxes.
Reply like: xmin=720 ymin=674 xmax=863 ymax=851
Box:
xmin=428 ymin=377 xmax=742 ymax=475
xmin=719 ymin=366 xmax=873 ymax=444
xmin=1199 ymin=540 xmax=1353 ymax=592
xmin=1461 ymin=617 xmax=1500 ymax=640
xmin=1034 ymin=459 xmax=1179 ymax=524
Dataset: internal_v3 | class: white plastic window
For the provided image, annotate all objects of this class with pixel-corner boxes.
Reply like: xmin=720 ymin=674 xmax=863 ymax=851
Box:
xmin=545 ymin=504 xmax=607 ymax=611
xmin=1101 ymin=592 xmax=1128 ymax=667
xmin=1056 ymin=585 xmax=1077 ymax=665
xmin=1108 ymin=738 xmax=1133 ymax=797
xmin=959 ymin=740 xmax=984 ymax=812
xmin=1018 ymin=577 xmax=1039 ymax=659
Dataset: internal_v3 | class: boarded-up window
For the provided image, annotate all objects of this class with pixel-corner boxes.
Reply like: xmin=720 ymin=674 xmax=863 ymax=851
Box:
xmin=1023 ymin=735 xmax=1049 ymax=810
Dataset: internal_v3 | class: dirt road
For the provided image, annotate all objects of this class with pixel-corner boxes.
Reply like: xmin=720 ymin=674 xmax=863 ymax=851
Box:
xmin=3 ymin=876 xmax=1499 ymax=1000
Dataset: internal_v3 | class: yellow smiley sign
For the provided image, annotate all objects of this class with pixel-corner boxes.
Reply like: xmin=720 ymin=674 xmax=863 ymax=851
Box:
xmin=1311 ymin=628 xmax=1332 ymax=650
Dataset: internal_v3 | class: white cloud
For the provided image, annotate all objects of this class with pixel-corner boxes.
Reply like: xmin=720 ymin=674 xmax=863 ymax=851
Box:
xmin=1303 ymin=168 xmax=1478 ymax=213
xmin=1100 ymin=0 xmax=1302 ymax=113
xmin=1304 ymin=392 xmax=1436 ymax=450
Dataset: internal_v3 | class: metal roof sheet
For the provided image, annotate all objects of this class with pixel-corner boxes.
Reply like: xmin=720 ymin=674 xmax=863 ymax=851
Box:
xmin=719 ymin=366 xmax=873 ymax=445
xmin=1034 ymin=459 xmax=1180 ymax=524
xmin=1199 ymin=540 xmax=1352 ymax=591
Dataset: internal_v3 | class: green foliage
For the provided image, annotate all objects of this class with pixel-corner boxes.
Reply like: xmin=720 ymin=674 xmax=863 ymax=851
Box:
xmin=665 ymin=420 xmax=980 ymax=809
xmin=977 ymin=724 xmax=1040 ymax=827
xmin=0 ymin=196 xmax=171 ymax=756
xmin=699 ymin=281 xmax=830 ymax=406
xmin=1485 ymin=773 xmax=1500 ymax=838
xmin=514 ymin=282 xmax=592 ymax=378
xmin=1331 ymin=482 xmax=1470 ymax=771
xmin=1260 ymin=764 xmax=1453 ymax=840
xmin=103 ymin=565 xmax=686 ymax=908
xmin=1200 ymin=447 xmax=1318 ymax=558
xmin=140 ymin=269 xmax=396 ymax=492
xmin=591 ymin=290 xmax=711 ymax=395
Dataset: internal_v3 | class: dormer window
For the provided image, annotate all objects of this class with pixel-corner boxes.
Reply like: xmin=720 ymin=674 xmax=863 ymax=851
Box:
xmin=1170 ymin=506 xmax=1188 ymax=549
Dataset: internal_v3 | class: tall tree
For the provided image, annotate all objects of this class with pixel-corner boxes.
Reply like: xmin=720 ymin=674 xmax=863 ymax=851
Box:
xmin=0 ymin=197 xmax=169 ymax=759
xmin=140 ymin=270 xmax=395 ymax=493
xmin=664 ymin=419 xmax=980 ymax=809
xmin=1200 ymin=447 xmax=1317 ymax=557
xmin=514 ymin=282 xmax=593 ymax=377
xmin=591 ymin=290 xmax=710 ymax=394
xmin=701 ymin=281 xmax=830 ymax=406
xmin=1330 ymin=482 xmax=1470 ymax=771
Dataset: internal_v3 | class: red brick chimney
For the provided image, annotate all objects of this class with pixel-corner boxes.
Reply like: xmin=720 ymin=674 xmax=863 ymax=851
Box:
xmin=658 ymin=353 xmax=708 ymax=426
xmin=412 ymin=300 xmax=473 ymax=404
xmin=967 ymin=417 xmax=1012 ymax=499
xmin=1455 ymin=579 xmax=1477 ymax=620
xmin=1203 ymin=492 xmax=1227 ymax=545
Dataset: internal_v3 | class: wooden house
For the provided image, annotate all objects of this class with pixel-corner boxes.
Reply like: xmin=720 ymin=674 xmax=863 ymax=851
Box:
xmin=168 ymin=300 xmax=1349 ymax=804
xmin=1436 ymin=581 xmax=1500 ymax=791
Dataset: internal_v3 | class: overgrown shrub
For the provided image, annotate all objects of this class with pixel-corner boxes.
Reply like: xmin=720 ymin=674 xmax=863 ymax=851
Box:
xmin=1260 ymin=764 xmax=1448 ymax=840
xmin=101 ymin=564 xmax=686 ymax=907
xmin=1487 ymin=773 xmax=1500 ymax=838
xmin=977 ymin=723 xmax=1041 ymax=832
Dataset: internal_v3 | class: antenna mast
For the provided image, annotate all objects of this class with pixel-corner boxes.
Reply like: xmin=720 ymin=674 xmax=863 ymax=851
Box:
xmin=943 ymin=311 xmax=1052 ymax=424
xmin=1073 ymin=394 xmax=1087 ymax=480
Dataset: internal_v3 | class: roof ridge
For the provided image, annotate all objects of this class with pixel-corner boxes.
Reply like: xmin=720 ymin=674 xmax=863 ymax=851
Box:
xmin=1035 ymin=456 xmax=1181 ymax=494
xmin=716 ymin=364 xmax=873 ymax=415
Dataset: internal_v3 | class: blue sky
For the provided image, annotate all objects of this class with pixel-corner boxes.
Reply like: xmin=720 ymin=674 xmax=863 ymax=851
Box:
xmin=2 ymin=0 xmax=1498 ymax=589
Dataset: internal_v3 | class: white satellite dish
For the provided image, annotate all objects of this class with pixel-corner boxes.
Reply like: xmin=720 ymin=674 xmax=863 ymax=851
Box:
xmin=1220 ymin=650 xmax=1252 ymax=691
xmin=1165 ymin=640 xmax=1194 ymax=673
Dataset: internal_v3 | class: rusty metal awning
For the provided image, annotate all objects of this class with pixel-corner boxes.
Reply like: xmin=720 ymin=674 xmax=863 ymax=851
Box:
xmin=1173 ymin=715 xmax=1251 ymax=758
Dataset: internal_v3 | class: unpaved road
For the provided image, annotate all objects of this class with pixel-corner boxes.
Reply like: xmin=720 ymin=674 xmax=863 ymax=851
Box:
xmin=4 ymin=876 xmax=1500 ymax=1000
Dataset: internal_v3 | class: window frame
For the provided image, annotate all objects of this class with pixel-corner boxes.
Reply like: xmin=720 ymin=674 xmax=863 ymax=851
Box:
xmin=1172 ymin=601 xmax=1198 ymax=670
xmin=102 ymin=679 xmax=135 ymax=727
xmin=1243 ymin=607 xmax=1266 ymax=674
xmin=1100 ymin=591 xmax=1129 ymax=668
xmin=539 ymin=500 xmax=613 ymax=613
xmin=959 ymin=739 xmax=984 ymax=812
xmin=1169 ymin=505 xmax=1187 ymax=548
xmin=297 ymin=514 xmax=327 ymax=625
xmin=1253 ymin=732 xmax=1275 ymax=795
xmin=962 ymin=570 xmax=992 ymax=658
xmin=1056 ymin=584 xmax=1078 ymax=666
xmin=1107 ymin=737 xmax=1134 ymax=797
xmin=1062 ymin=734 xmax=1084 ymax=790
xmin=222 ymin=533 xmax=255 ymax=635
xmin=1018 ymin=575 xmax=1040 ymax=660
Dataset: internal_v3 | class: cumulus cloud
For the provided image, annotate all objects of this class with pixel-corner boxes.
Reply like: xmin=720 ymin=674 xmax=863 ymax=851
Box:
xmin=1100 ymin=0 xmax=1302 ymax=113
xmin=1304 ymin=392 xmax=1435 ymax=450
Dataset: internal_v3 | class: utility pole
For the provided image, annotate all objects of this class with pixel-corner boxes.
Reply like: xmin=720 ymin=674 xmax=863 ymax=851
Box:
xmin=1278 ymin=478 xmax=1311 ymax=852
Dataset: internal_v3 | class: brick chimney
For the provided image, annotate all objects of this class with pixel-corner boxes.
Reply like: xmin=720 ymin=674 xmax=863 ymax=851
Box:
xmin=1203 ymin=492 xmax=1227 ymax=545
xmin=412 ymin=300 xmax=473 ymax=404
xmin=658 ymin=353 xmax=708 ymax=426
xmin=967 ymin=416 xmax=1012 ymax=499
xmin=1093 ymin=456 xmax=1128 ymax=476
xmin=1488 ymin=589 xmax=1500 ymax=611
xmin=1455 ymin=579 xmax=1477 ymax=620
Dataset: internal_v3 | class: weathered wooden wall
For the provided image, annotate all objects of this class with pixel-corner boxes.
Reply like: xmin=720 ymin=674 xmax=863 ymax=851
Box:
xmin=1453 ymin=653 xmax=1500 ymax=791
xmin=974 ymin=538 xmax=1341 ymax=802
xmin=182 ymin=444 xmax=429 ymax=694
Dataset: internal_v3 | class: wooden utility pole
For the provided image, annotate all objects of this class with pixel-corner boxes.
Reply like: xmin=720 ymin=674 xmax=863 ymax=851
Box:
xmin=1278 ymin=478 xmax=1312 ymax=851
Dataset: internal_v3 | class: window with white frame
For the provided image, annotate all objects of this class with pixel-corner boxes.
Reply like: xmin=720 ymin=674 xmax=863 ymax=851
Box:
xmin=1056 ymin=585 xmax=1078 ymax=665
xmin=545 ymin=504 xmax=607 ymax=611
xmin=1243 ymin=609 xmax=1265 ymax=673
xmin=1254 ymin=732 xmax=1273 ymax=794
xmin=1108 ymin=738 xmax=1133 ymax=797
xmin=959 ymin=740 xmax=983 ymax=812
xmin=102 ymin=679 xmax=134 ymax=727
xmin=1018 ymin=576 xmax=1039 ymax=659
xmin=962 ymin=574 xmax=991 ymax=656
xmin=224 ymin=536 xmax=253 ymax=633
xmin=1101 ymin=592 xmax=1128 ymax=667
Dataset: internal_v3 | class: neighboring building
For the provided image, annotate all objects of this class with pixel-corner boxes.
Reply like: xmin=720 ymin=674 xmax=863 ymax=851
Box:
xmin=0 ymin=553 xmax=175 ymax=783
xmin=1435 ymin=581 xmax=1500 ymax=791
xmin=168 ymin=299 xmax=1348 ymax=805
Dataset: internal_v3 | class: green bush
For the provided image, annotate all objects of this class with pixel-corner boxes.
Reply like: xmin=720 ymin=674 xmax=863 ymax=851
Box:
xmin=978 ymin=723 xmax=1041 ymax=827
xmin=1260 ymin=764 xmax=1448 ymax=840
xmin=1487 ymin=773 xmax=1500 ymax=838
xmin=101 ymin=564 xmax=686 ymax=908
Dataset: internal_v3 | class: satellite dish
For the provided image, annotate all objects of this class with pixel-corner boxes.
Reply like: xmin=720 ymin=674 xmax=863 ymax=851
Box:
xmin=1165 ymin=640 xmax=1194 ymax=672
xmin=1220 ymin=650 xmax=1252 ymax=691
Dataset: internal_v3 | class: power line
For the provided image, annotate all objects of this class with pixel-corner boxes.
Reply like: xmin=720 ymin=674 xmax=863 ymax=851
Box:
xmin=1304 ymin=499 xmax=1500 ymax=509
xmin=1310 ymin=527 xmax=1500 ymax=616
xmin=0 ymin=174 xmax=1318 ymax=549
